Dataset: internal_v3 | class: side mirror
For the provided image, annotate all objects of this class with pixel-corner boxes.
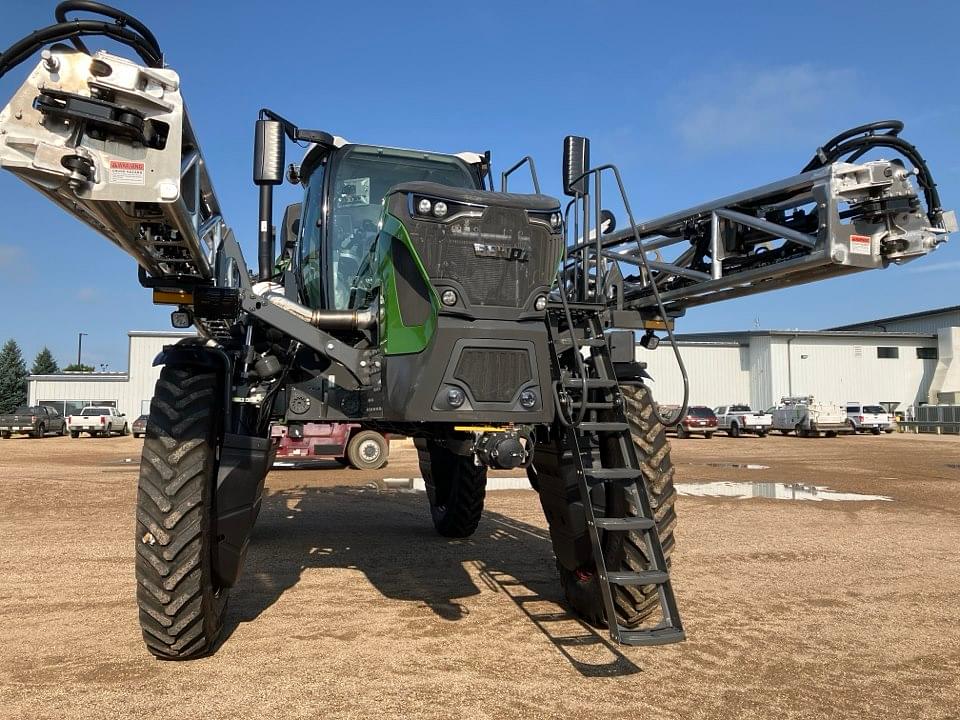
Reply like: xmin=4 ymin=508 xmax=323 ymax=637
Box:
xmin=600 ymin=208 xmax=617 ymax=234
xmin=253 ymin=119 xmax=285 ymax=185
xmin=280 ymin=203 xmax=302 ymax=250
xmin=562 ymin=135 xmax=590 ymax=197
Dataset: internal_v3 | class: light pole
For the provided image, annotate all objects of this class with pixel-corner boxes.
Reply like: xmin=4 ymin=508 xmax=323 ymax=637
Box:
xmin=77 ymin=332 xmax=88 ymax=368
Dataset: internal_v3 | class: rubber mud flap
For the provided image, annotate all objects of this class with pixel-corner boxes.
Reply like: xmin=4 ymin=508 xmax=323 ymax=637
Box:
xmin=214 ymin=433 xmax=271 ymax=587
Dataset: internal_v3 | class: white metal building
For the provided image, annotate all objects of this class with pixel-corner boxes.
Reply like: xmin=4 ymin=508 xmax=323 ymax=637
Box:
xmin=28 ymin=331 xmax=193 ymax=419
xmin=25 ymin=306 xmax=960 ymax=420
xmin=638 ymin=305 xmax=960 ymax=412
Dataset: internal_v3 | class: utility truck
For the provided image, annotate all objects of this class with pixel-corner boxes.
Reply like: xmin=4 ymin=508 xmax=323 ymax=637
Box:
xmin=0 ymin=3 xmax=954 ymax=659
xmin=771 ymin=397 xmax=848 ymax=438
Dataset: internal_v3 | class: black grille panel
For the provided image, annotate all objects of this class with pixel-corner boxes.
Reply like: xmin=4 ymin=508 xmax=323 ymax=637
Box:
xmin=387 ymin=190 xmax=562 ymax=310
xmin=454 ymin=349 xmax=532 ymax=403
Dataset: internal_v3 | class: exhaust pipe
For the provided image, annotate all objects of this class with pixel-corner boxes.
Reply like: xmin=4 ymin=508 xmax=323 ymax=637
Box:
xmin=252 ymin=282 xmax=375 ymax=330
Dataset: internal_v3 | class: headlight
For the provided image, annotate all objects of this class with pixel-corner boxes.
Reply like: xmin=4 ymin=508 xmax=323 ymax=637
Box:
xmin=534 ymin=295 xmax=547 ymax=311
xmin=417 ymin=198 xmax=433 ymax=214
xmin=440 ymin=289 xmax=458 ymax=306
xmin=550 ymin=212 xmax=561 ymax=229
xmin=433 ymin=201 xmax=448 ymax=218
xmin=447 ymin=388 xmax=465 ymax=408
xmin=519 ymin=390 xmax=537 ymax=409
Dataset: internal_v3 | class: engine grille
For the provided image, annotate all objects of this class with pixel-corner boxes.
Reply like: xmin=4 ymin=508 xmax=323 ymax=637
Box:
xmin=454 ymin=349 xmax=532 ymax=403
xmin=405 ymin=206 xmax=561 ymax=309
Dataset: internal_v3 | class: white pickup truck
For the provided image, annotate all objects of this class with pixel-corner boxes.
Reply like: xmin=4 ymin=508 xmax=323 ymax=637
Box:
xmin=68 ymin=406 xmax=129 ymax=438
xmin=771 ymin=396 xmax=848 ymax=438
xmin=845 ymin=403 xmax=893 ymax=434
xmin=714 ymin=404 xmax=773 ymax=437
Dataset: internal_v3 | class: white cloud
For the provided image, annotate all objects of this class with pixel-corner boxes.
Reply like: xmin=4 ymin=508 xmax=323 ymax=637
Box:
xmin=0 ymin=244 xmax=23 ymax=269
xmin=666 ymin=64 xmax=857 ymax=152
xmin=75 ymin=287 xmax=101 ymax=303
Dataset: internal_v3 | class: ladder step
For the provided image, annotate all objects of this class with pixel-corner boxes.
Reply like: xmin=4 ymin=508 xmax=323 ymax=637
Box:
xmin=583 ymin=468 xmax=642 ymax=483
xmin=577 ymin=421 xmax=629 ymax=433
xmin=605 ymin=570 xmax=669 ymax=586
xmin=617 ymin=626 xmax=686 ymax=647
xmin=578 ymin=337 xmax=607 ymax=347
xmin=562 ymin=378 xmax=618 ymax=389
xmin=593 ymin=516 xmax=655 ymax=531
xmin=570 ymin=401 xmax=617 ymax=411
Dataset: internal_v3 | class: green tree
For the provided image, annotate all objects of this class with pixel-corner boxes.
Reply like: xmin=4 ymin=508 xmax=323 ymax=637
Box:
xmin=0 ymin=339 xmax=28 ymax=413
xmin=31 ymin=347 xmax=60 ymax=375
xmin=63 ymin=363 xmax=95 ymax=372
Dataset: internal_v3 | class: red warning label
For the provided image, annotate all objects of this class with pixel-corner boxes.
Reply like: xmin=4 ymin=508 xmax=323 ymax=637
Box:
xmin=108 ymin=160 xmax=145 ymax=186
xmin=849 ymin=234 xmax=872 ymax=255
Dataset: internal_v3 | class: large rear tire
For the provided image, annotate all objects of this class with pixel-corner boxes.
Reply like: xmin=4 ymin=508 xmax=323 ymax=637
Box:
xmin=550 ymin=383 xmax=678 ymax=629
xmin=135 ymin=365 xmax=226 ymax=660
xmin=417 ymin=439 xmax=487 ymax=538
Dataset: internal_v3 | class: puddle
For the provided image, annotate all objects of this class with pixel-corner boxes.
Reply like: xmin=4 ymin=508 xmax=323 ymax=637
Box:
xmin=705 ymin=463 xmax=770 ymax=470
xmin=676 ymin=481 xmax=892 ymax=502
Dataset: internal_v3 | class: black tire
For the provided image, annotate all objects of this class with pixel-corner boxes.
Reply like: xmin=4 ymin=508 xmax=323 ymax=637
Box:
xmin=417 ymin=439 xmax=486 ymax=538
xmin=675 ymin=424 xmax=687 ymax=439
xmin=346 ymin=430 xmax=389 ymax=470
xmin=705 ymin=432 xmax=714 ymax=439
xmin=122 ymin=423 xmax=130 ymax=436
xmin=729 ymin=423 xmax=740 ymax=438
xmin=70 ymin=430 xmax=79 ymax=439
xmin=60 ymin=423 xmax=68 ymax=436
xmin=135 ymin=365 xmax=226 ymax=660
xmin=795 ymin=423 xmax=805 ymax=438
xmin=1 ymin=432 xmax=9 ymax=439
xmin=34 ymin=423 xmax=45 ymax=439
xmin=554 ymin=383 xmax=678 ymax=629
xmin=758 ymin=430 xmax=767 ymax=438
xmin=871 ymin=427 xmax=881 ymax=435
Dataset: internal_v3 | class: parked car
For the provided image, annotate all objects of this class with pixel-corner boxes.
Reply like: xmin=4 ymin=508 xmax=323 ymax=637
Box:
xmin=132 ymin=414 xmax=149 ymax=438
xmin=771 ymin=396 xmax=848 ymax=437
xmin=845 ymin=403 xmax=892 ymax=434
xmin=68 ymin=406 xmax=129 ymax=438
xmin=662 ymin=405 xmax=717 ymax=438
xmin=0 ymin=405 xmax=67 ymax=438
xmin=714 ymin=404 xmax=772 ymax=437
xmin=271 ymin=423 xmax=390 ymax=469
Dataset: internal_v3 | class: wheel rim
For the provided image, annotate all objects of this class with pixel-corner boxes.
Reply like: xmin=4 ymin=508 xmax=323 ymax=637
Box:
xmin=358 ymin=438 xmax=382 ymax=464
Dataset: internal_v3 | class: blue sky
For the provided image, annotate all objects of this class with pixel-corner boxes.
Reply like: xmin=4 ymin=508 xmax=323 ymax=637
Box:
xmin=1 ymin=0 xmax=958 ymax=370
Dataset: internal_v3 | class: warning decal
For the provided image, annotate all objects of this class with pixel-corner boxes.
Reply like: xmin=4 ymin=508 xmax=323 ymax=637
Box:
xmin=108 ymin=160 xmax=145 ymax=186
xmin=849 ymin=234 xmax=872 ymax=256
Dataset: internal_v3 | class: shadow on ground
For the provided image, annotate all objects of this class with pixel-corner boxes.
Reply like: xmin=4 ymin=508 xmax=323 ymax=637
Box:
xmin=224 ymin=484 xmax=640 ymax=677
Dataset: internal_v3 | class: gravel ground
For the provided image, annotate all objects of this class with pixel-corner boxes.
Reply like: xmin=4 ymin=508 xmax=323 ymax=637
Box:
xmin=1 ymin=432 xmax=958 ymax=719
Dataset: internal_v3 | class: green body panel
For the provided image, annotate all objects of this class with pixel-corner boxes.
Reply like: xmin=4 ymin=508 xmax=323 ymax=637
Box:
xmin=378 ymin=213 xmax=439 ymax=355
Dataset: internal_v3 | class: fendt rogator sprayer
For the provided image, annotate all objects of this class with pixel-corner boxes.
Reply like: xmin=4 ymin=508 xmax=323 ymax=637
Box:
xmin=1 ymin=4 xmax=954 ymax=659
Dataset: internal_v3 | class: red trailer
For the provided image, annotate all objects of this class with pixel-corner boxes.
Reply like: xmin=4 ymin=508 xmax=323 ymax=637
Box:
xmin=271 ymin=423 xmax=389 ymax=470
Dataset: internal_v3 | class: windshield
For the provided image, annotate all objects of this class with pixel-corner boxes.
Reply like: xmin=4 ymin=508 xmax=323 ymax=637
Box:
xmin=730 ymin=404 xmax=751 ymax=412
xmin=863 ymin=405 xmax=886 ymax=414
xmin=326 ymin=147 xmax=476 ymax=309
xmin=688 ymin=407 xmax=715 ymax=418
xmin=81 ymin=408 xmax=109 ymax=416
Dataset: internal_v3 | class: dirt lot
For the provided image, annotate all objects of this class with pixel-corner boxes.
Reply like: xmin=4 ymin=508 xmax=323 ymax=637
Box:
xmin=1 ymin=432 xmax=958 ymax=719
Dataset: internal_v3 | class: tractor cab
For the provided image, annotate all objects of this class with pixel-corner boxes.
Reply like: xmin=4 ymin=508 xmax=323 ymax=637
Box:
xmin=296 ymin=143 xmax=486 ymax=311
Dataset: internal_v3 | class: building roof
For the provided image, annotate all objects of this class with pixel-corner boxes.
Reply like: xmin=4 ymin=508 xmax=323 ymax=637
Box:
xmin=29 ymin=373 xmax=129 ymax=381
xmin=826 ymin=305 xmax=960 ymax=330
xmin=127 ymin=330 xmax=196 ymax=338
xmin=672 ymin=329 xmax=935 ymax=343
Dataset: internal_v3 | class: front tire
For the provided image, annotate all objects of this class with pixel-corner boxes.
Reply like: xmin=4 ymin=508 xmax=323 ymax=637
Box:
xmin=417 ymin=439 xmax=487 ymax=538
xmin=135 ymin=365 xmax=226 ymax=660
xmin=34 ymin=424 xmax=45 ymax=439
xmin=729 ymin=423 xmax=740 ymax=438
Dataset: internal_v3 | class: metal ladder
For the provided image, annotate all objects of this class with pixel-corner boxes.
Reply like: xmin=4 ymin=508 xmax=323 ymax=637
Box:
xmin=547 ymin=305 xmax=684 ymax=646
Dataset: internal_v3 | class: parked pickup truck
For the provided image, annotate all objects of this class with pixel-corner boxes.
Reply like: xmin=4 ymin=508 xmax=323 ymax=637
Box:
xmin=771 ymin=396 xmax=848 ymax=438
xmin=0 ymin=405 xmax=67 ymax=438
xmin=68 ymin=406 xmax=129 ymax=438
xmin=845 ymin=403 xmax=893 ymax=434
xmin=714 ymin=404 xmax=772 ymax=437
